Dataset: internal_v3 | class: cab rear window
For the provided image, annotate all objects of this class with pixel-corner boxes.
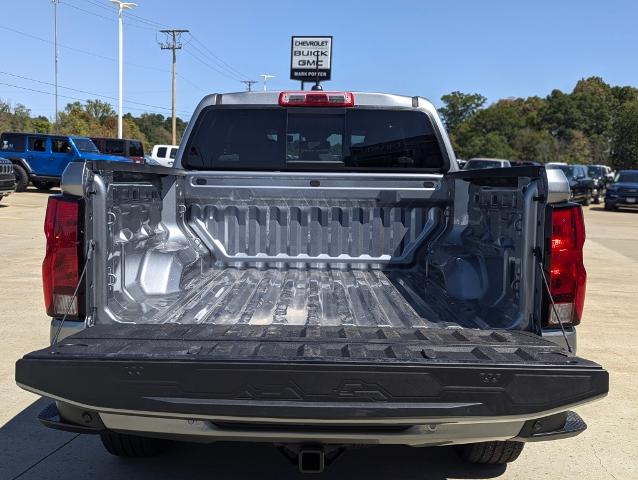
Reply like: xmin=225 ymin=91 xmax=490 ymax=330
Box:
xmin=183 ymin=107 xmax=445 ymax=172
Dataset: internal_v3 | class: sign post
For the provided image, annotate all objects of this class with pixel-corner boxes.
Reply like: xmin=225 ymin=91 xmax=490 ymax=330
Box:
xmin=290 ymin=36 xmax=332 ymax=90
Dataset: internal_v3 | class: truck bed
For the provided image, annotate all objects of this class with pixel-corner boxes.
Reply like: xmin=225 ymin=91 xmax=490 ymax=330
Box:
xmin=145 ymin=267 xmax=465 ymax=328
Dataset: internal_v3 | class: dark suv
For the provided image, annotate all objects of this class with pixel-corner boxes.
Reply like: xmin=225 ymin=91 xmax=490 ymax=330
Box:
xmin=546 ymin=164 xmax=595 ymax=205
xmin=587 ymin=165 xmax=612 ymax=204
xmin=605 ymin=170 xmax=638 ymax=210
xmin=90 ymin=138 xmax=145 ymax=164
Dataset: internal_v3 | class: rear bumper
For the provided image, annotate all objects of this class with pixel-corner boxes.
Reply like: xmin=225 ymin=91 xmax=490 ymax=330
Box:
xmin=37 ymin=401 xmax=588 ymax=446
xmin=0 ymin=175 xmax=16 ymax=195
xmin=606 ymin=193 xmax=638 ymax=206
xmin=16 ymin=324 xmax=607 ymax=445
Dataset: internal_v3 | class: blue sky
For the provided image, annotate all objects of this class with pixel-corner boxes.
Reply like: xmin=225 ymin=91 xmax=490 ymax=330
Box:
xmin=1 ymin=0 xmax=638 ymax=120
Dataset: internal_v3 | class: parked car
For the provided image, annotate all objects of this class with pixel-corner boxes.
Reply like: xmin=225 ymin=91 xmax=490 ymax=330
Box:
xmin=90 ymin=137 xmax=145 ymax=164
xmin=605 ymin=169 xmax=638 ymax=211
xmin=0 ymin=132 xmax=128 ymax=192
xmin=149 ymin=144 xmax=178 ymax=167
xmin=545 ymin=164 xmax=596 ymax=205
xmin=586 ymin=165 xmax=612 ymax=204
xmin=15 ymin=91 xmax=607 ymax=473
xmin=463 ymin=158 xmax=511 ymax=169
xmin=0 ymin=157 xmax=16 ymax=201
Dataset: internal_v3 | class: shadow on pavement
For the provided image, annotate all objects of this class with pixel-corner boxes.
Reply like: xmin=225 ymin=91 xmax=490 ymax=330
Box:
xmin=1 ymin=399 xmax=507 ymax=480
xmin=24 ymin=188 xmax=60 ymax=195
xmin=589 ymin=206 xmax=638 ymax=214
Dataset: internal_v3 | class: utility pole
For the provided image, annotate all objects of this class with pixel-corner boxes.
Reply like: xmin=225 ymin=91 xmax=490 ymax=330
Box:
xmin=52 ymin=0 xmax=60 ymax=129
xmin=110 ymin=0 xmax=137 ymax=139
xmin=159 ymin=29 xmax=188 ymax=145
xmin=260 ymin=74 xmax=275 ymax=91
xmin=241 ymin=80 xmax=258 ymax=92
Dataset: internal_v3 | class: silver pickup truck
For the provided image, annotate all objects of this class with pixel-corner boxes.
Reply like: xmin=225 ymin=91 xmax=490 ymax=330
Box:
xmin=15 ymin=91 xmax=607 ymax=473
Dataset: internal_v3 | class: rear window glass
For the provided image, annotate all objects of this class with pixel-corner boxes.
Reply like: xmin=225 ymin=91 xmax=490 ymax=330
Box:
xmin=157 ymin=147 xmax=167 ymax=158
xmin=1 ymin=134 xmax=24 ymax=152
xmin=464 ymin=160 xmax=503 ymax=169
xmin=51 ymin=138 xmax=71 ymax=153
xmin=105 ymin=140 xmax=125 ymax=155
xmin=28 ymin=136 xmax=47 ymax=152
xmin=129 ymin=141 xmax=144 ymax=157
xmin=184 ymin=107 xmax=445 ymax=171
xmin=74 ymin=138 xmax=99 ymax=153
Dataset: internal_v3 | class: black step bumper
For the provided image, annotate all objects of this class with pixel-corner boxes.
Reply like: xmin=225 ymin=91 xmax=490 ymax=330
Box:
xmin=15 ymin=325 xmax=608 ymax=422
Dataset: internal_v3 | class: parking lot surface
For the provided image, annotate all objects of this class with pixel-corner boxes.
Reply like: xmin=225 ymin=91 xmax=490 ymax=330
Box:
xmin=1 ymin=190 xmax=636 ymax=479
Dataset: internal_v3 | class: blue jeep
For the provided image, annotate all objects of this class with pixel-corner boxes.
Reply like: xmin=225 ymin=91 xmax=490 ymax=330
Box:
xmin=0 ymin=132 xmax=129 ymax=191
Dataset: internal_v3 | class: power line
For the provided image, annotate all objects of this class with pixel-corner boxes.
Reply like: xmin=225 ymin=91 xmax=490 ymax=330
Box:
xmin=187 ymin=41 xmax=244 ymax=81
xmin=0 ymin=22 xmax=208 ymax=95
xmin=189 ymin=34 xmax=247 ymax=79
xmin=0 ymin=79 xmax=191 ymax=117
xmin=183 ymin=49 xmax=245 ymax=83
xmin=60 ymin=1 xmax=157 ymax=31
xmin=50 ymin=4 xmax=247 ymax=89
xmin=0 ymin=24 xmax=165 ymax=72
xmin=67 ymin=2 xmax=246 ymax=83
xmin=177 ymin=73 xmax=206 ymax=92
xmin=0 ymin=70 xmax=190 ymax=115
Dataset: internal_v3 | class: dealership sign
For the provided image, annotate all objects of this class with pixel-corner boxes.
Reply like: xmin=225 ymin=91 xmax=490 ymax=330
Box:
xmin=290 ymin=36 xmax=333 ymax=81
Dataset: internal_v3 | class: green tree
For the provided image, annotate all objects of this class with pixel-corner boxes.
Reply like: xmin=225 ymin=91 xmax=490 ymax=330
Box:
xmin=32 ymin=116 xmax=51 ymax=133
xmin=85 ymin=99 xmax=115 ymax=122
xmin=439 ymin=91 xmax=486 ymax=132
xmin=611 ymin=101 xmax=638 ymax=169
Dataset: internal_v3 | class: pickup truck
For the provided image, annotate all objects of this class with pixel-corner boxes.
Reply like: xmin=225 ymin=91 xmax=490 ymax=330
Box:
xmin=15 ymin=91 xmax=608 ymax=473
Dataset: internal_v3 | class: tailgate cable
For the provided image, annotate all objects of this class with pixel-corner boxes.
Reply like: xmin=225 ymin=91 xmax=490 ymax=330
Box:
xmin=533 ymin=248 xmax=573 ymax=353
xmin=52 ymin=241 xmax=95 ymax=345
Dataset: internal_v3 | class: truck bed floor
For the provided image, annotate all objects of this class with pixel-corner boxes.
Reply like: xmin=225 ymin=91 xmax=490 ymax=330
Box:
xmin=145 ymin=268 xmax=458 ymax=328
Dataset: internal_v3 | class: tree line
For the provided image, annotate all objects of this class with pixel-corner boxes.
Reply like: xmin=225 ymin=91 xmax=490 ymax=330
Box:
xmin=0 ymin=99 xmax=187 ymax=150
xmin=2 ymin=76 xmax=638 ymax=169
xmin=440 ymin=76 xmax=638 ymax=169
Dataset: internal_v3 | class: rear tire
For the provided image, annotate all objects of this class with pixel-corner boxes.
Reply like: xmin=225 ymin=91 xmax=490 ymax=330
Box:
xmin=456 ymin=441 xmax=524 ymax=465
xmin=12 ymin=164 xmax=29 ymax=192
xmin=604 ymin=203 xmax=616 ymax=211
xmin=100 ymin=432 xmax=170 ymax=457
xmin=593 ymin=190 xmax=602 ymax=204
xmin=32 ymin=180 xmax=54 ymax=191
xmin=583 ymin=190 xmax=592 ymax=206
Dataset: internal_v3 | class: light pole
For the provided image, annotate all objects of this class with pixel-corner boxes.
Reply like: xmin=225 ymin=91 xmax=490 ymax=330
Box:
xmin=52 ymin=0 xmax=60 ymax=129
xmin=110 ymin=0 xmax=137 ymax=139
xmin=260 ymin=74 xmax=275 ymax=91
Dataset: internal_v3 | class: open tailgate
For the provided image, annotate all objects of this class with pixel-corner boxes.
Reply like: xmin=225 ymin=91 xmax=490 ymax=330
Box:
xmin=16 ymin=324 xmax=608 ymax=421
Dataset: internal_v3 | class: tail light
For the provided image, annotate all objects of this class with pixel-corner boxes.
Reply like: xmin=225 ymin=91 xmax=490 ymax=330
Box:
xmin=42 ymin=196 xmax=83 ymax=319
xmin=544 ymin=205 xmax=586 ymax=327
xmin=278 ymin=91 xmax=355 ymax=107
xmin=131 ymin=156 xmax=145 ymax=164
